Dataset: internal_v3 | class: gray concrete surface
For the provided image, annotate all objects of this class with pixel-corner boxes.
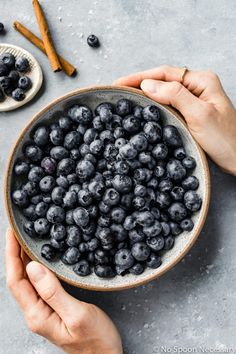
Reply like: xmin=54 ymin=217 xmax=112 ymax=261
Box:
xmin=1 ymin=0 xmax=236 ymax=353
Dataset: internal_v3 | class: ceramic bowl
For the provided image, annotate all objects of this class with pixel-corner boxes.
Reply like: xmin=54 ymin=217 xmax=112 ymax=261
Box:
xmin=0 ymin=43 xmax=43 ymax=112
xmin=5 ymin=86 xmax=210 ymax=291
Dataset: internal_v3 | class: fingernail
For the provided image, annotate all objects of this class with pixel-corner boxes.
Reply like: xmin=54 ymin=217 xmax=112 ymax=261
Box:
xmin=141 ymin=80 xmax=160 ymax=93
xmin=26 ymin=262 xmax=46 ymax=283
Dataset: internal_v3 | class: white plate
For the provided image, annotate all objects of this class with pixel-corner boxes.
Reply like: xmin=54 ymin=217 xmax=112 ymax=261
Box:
xmin=0 ymin=43 xmax=43 ymax=112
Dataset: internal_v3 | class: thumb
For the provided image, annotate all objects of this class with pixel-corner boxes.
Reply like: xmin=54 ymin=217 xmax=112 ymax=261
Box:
xmin=26 ymin=261 xmax=81 ymax=321
xmin=140 ymin=79 xmax=209 ymax=125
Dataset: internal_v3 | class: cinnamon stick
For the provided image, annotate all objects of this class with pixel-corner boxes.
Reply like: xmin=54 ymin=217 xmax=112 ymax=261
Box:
xmin=32 ymin=0 xmax=61 ymax=72
xmin=13 ymin=21 xmax=76 ymax=76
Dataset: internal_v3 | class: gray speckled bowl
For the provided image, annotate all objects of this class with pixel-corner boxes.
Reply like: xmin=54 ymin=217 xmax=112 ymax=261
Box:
xmin=5 ymin=86 xmax=210 ymax=291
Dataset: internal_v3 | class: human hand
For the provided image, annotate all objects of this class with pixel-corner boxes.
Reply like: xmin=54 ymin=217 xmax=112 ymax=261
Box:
xmin=6 ymin=228 xmax=123 ymax=354
xmin=114 ymin=65 xmax=236 ymax=176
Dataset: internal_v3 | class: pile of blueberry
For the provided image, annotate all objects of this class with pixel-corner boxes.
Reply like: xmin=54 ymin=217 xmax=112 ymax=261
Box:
xmin=0 ymin=52 xmax=31 ymax=102
xmin=12 ymin=99 xmax=202 ymax=278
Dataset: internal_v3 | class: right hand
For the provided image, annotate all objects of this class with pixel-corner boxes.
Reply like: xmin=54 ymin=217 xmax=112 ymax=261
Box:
xmin=114 ymin=65 xmax=236 ymax=176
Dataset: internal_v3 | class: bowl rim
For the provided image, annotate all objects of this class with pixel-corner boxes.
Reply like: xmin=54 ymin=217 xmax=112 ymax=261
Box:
xmin=4 ymin=85 xmax=211 ymax=291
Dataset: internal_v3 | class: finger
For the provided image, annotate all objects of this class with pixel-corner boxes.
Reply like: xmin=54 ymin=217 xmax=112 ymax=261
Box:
xmin=140 ymin=79 xmax=210 ymax=126
xmin=26 ymin=261 xmax=82 ymax=322
xmin=21 ymin=248 xmax=31 ymax=277
xmin=6 ymin=228 xmax=39 ymax=311
xmin=114 ymin=65 xmax=228 ymax=104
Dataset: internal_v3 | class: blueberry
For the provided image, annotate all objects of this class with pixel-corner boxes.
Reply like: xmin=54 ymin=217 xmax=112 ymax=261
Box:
xmin=136 ymin=211 xmax=155 ymax=227
xmin=93 ymin=115 xmax=104 ymax=131
xmin=168 ymin=202 xmax=187 ymax=222
xmin=142 ymin=105 xmax=160 ymax=122
xmin=87 ymin=34 xmax=100 ymax=48
xmin=161 ymin=222 xmax=171 ymax=237
xmin=123 ymin=214 xmax=136 ymax=230
xmin=87 ymin=204 xmax=98 ymax=219
xmin=103 ymin=188 xmax=120 ymax=206
xmin=33 ymin=126 xmax=49 ymax=146
xmin=23 ymin=204 xmax=37 ymax=221
xmin=114 ymin=127 xmax=126 ymax=139
xmin=59 ymin=116 xmax=72 ymax=131
xmin=0 ymin=52 xmax=15 ymax=68
xmin=98 ymin=215 xmax=110 ymax=228
xmin=110 ymin=207 xmax=125 ymax=224
xmin=23 ymin=181 xmax=38 ymax=197
xmin=0 ymin=22 xmax=5 ymax=34
xmin=94 ymin=265 xmax=115 ymax=278
xmin=51 ymin=186 xmax=65 ymax=205
xmin=122 ymin=115 xmax=141 ymax=134
xmin=96 ymin=227 xmax=114 ymax=247
xmin=95 ymin=102 xmax=114 ymax=116
xmin=35 ymin=201 xmax=49 ymax=217
xmin=98 ymin=106 xmax=113 ymax=123
xmin=73 ymin=260 xmax=91 ymax=276
xmin=112 ymin=174 xmax=132 ymax=193
xmin=39 ymin=176 xmax=56 ymax=193
xmin=138 ymin=152 xmax=152 ymax=165
xmin=78 ymin=189 xmax=92 ymax=206
xmin=66 ymin=210 xmax=74 ymax=225
xmin=174 ymin=147 xmax=186 ymax=160
xmin=18 ymin=76 xmax=32 ymax=90
xmin=11 ymin=87 xmax=25 ymax=101
xmin=166 ymin=159 xmax=186 ymax=181
xmin=180 ymin=218 xmax=194 ymax=231
xmin=8 ymin=70 xmax=19 ymax=85
xmin=0 ymin=62 xmax=8 ymax=76
xmin=31 ymin=194 xmax=43 ymax=205
xmin=87 ymin=238 xmax=100 ymax=252
xmin=169 ymin=221 xmax=182 ymax=236
xmin=132 ymin=196 xmax=145 ymax=210
xmin=116 ymin=99 xmax=132 ymax=117
xmin=28 ymin=166 xmax=44 ymax=183
xmin=154 ymin=165 xmax=165 ymax=178
xmin=182 ymin=176 xmax=199 ymax=191
xmin=164 ymin=236 xmax=175 ymax=250
xmin=152 ymin=143 xmax=168 ymax=160
xmin=146 ymin=236 xmax=164 ymax=251
xmin=90 ymin=139 xmax=104 ymax=155
xmin=94 ymin=249 xmax=110 ymax=264
xmin=76 ymin=160 xmax=95 ymax=181
xmin=47 ymin=205 xmax=65 ymax=224
xmin=114 ymin=160 xmax=129 ymax=175
xmin=64 ymin=131 xmax=81 ymax=150
xmin=50 ymin=146 xmax=69 ymax=160
xmin=129 ymin=228 xmax=145 ymax=243
xmin=56 ymin=175 xmax=69 ymax=189
xmin=34 ymin=218 xmax=50 ymax=236
xmin=78 ymin=242 xmax=89 ymax=253
xmin=57 ymin=158 xmax=75 ymax=176
xmin=130 ymin=134 xmax=148 ymax=152
xmin=50 ymin=224 xmax=66 ymax=241
xmin=41 ymin=157 xmax=56 ymax=174
xmin=49 ymin=128 xmax=64 ymax=146
xmin=62 ymin=247 xmax=81 ymax=265
xmin=25 ymin=145 xmax=42 ymax=163
xmin=133 ymin=105 xmax=143 ymax=119
xmin=73 ymin=207 xmax=89 ymax=227
xmin=156 ymin=191 xmax=171 ymax=209
xmin=150 ymin=207 xmax=160 ymax=220
xmin=104 ymin=143 xmax=118 ymax=160
xmin=115 ymin=249 xmax=134 ymax=269
xmin=14 ymin=161 xmax=29 ymax=175
xmin=65 ymin=226 xmax=81 ymax=247
xmin=68 ymin=105 xmax=93 ymax=124
xmin=15 ymin=57 xmax=30 ymax=72
xmin=131 ymin=242 xmax=150 ymax=261
xmin=170 ymin=186 xmax=185 ymax=201
xmin=146 ymin=253 xmax=162 ymax=269
xmin=147 ymin=178 xmax=159 ymax=189
xmin=88 ymin=180 xmax=105 ymax=200
xmin=23 ymin=220 xmax=37 ymax=237
xmin=70 ymin=148 xmax=80 ymax=160
xmin=0 ymin=76 xmax=12 ymax=90
xmin=99 ymin=200 xmax=111 ymax=214
xmin=62 ymin=190 xmax=76 ymax=208
xmin=41 ymin=244 xmax=56 ymax=261
xmin=143 ymin=220 xmax=162 ymax=237
xmin=134 ymin=184 xmax=147 ymax=197
xmin=99 ymin=129 xmax=115 ymax=144
xmin=184 ymin=190 xmax=202 ymax=212
xmin=111 ymin=224 xmax=128 ymax=242
xmin=159 ymin=178 xmax=173 ymax=193
xmin=119 ymin=143 xmax=137 ymax=160
xmin=163 ymin=125 xmax=183 ymax=147
xmin=12 ymin=189 xmax=29 ymax=207
xmin=182 ymin=156 xmax=196 ymax=170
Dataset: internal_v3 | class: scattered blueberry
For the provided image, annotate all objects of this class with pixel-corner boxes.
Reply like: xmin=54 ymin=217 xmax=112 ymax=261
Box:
xmin=87 ymin=34 xmax=100 ymax=48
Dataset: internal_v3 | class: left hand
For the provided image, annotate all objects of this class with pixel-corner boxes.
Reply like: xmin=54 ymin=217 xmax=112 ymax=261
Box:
xmin=5 ymin=228 xmax=123 ymax=354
